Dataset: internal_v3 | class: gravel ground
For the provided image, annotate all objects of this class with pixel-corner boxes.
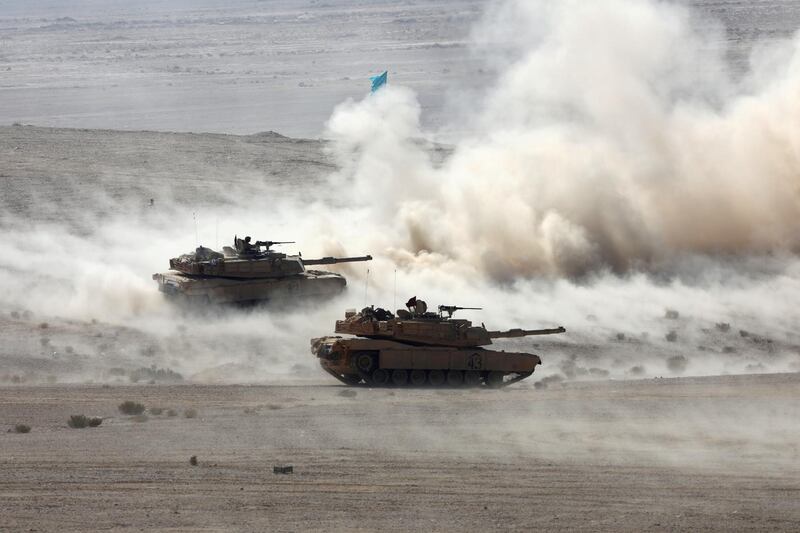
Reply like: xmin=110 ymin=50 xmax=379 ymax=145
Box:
xmin=1 ymin=374 xmax=799 ymax=531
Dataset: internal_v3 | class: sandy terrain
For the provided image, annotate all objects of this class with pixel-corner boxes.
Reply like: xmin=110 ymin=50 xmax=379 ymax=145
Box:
xmin=3 ymin=1 xmax=800 ymax=530
xmin=2 ymin=374 xmax=799 ymax=531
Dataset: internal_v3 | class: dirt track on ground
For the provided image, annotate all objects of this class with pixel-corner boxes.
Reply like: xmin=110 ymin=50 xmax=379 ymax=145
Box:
xmin=2 ymin=374 xmax=799 ymax=531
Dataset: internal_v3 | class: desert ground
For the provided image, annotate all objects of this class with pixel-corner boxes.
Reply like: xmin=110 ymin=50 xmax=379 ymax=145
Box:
xmin=3 ymin=0 xmax=800 ymax=531
xmin=2 ymin=375 xmax=799 ymax=532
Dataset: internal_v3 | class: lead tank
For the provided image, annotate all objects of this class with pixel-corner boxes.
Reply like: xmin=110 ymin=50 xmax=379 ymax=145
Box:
xmin=311 ymin=297 xmax=565 ymax=388
xmin=153 ymin=236 xmax=372 ymax=305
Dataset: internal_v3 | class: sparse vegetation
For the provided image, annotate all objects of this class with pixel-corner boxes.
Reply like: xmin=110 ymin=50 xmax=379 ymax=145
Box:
xmin=667 ymin=355 xmax=689 ymax=373
xmin=664 ymin=309 xmax=680 ymax=319
xmin=39 ymin=322 xmax=49 ymax=329
xmin=166 ymin=409 xmax=178 ymax=417
xmin=189 ymin=455 xmax=198 ymax=466
xmin=628 ymin=365 xmax=646 ymax=376
xmin=183 ymin=408 xmax=198 ymax=419
xmin=118 ymin=401 xmax=146 ymax=415
xmin=665 ymin=331 xmax=678 ymax=342
xmin=88 ymin=417 xmax=103 ymax=427
xmin=149 ymin=407 xmax=164 ymax=415
xmin=129 ymin=366 xmax=183 ymax=384
xmin=131 ymin=414 xmax=149 ymax=423
xmin=13 ymin=424 xmax=31 ymax=434
xmin=716 ymin=323 xmax=731 ymax=332
xmin=68 ymin=415 xmax=90 ymax=428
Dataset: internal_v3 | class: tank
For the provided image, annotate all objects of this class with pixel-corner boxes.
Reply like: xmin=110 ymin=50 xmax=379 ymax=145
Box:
xmin=311 ymin=296 xmax=565 ymax=388
xmin=152 ymin=236 xmax=372 ymax=305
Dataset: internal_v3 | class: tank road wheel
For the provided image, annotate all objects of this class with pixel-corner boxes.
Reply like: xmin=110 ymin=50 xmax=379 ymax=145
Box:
xmin=371 ymin=368 xmax=389 ymax=386
xmin=446 ymin=370 xmax=464 ymax=387
xmin=355 ymin=352 xmax=377 ymax=374
xmin=428 ymin=369 xmax=446 ymax=387
xmin=463 ymin=371 xmax=481 ymax=388
xmin=486 ymin=371 xmax=505 ymax=388
xmin=409 ymin=369 xmax=427 ymax=387
xmin=391 ymin=369 xmax=408 ymax=386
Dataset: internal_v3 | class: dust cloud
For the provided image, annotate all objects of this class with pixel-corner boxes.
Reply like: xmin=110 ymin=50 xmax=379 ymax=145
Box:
xmin=325 ymin=0 xmax=800 ymax=279
xmin=1 ymin=0 xmax=800 ymax=385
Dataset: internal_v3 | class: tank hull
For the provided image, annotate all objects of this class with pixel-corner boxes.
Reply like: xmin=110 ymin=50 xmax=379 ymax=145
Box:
xmin=311 ymin=336 xmax=541 ymax=388
xmin=153 ymin=269 xmax=346 ymax=305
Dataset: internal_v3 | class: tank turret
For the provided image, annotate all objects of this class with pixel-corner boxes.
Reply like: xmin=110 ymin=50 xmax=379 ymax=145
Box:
xmin=152 ymin=235 xmax=372 ymax=305
xmin=312 ymin=297 xmax=566 ymax=388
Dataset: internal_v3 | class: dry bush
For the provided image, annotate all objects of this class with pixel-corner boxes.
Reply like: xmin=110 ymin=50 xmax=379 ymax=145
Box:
xmin=88 ymin=417 xmax=103 ymax=427
xmin=667 ymin=355 xmax=689 ymax=373
xmin=118 ymin=401 xmax=145 ymax=415
xmin=149 ymin=407 xmax=164 ymax=415
xmin=129 ymin=366 xmax=183 ymax=384
xmin=14 ymin=424 xmax=31 ymax=434
xmin=131 ymin=414 xmax=149 ymax=423
xmin=183 ymin=408 xmax=198 ymax=419
xmin=166 ymin=409 xmax=178 ymax=417
xmin=68 ymin=415 xmax=90 ymax=428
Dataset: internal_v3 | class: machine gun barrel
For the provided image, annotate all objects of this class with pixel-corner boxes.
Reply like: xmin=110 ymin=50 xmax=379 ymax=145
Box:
xmin=302 ymin=255 xmax=373 ymax=266
xmin=488 ymin=326 xmax=566 ymax=339
xmin=256 ymin=240 xmax=295 ymax=247
xmin=438 ymin=305 xmax=482 ymax=317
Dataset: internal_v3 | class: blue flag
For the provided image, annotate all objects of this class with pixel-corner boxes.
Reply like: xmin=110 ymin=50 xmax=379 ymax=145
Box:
xmin=370 ymin=70 xmax=387 ymax=92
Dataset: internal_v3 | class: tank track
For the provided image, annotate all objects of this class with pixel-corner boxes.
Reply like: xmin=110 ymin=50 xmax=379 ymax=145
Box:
xmin=325 ymin=367 xmax=533 ymax=388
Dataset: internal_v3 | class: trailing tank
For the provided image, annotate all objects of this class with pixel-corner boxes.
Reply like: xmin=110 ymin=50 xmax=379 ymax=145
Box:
xmin=152 ymin=236 xmax=372 ymax=305
xmin=311 ymin=296 xmax=565 ymax=388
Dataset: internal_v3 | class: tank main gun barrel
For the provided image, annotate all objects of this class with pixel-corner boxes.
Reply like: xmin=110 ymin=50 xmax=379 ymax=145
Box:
xmin=302 ymin=255 xmax=373 ymax=266
xmin=488 ymin=326 xmax=566 ymax=339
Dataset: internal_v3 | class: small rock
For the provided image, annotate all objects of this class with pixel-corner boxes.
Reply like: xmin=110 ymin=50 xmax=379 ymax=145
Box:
xmin=273 ymin=465 xmax=293 ymax=474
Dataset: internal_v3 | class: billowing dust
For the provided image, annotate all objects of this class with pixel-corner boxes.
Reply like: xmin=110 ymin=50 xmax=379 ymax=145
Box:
xmin=1 ymin=0 xmax=799 ymax=387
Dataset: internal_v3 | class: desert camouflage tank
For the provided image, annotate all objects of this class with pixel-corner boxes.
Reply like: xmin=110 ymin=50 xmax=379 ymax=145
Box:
xmin=153 ymin=236 xmax=372 ymax=305
xmin=311 ymin=297 xmax=565 ymax=388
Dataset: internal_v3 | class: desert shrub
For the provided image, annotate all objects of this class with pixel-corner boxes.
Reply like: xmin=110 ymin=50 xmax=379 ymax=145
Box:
xmin=149 ymin=407 xmax=164 ymax=415
xmin=39 ymin=322 xmax=49 ymax=329
xmin=131 ymin=414 xmax=148 ymax=423
xmin=166 ymin=409 xmax=178 ymax=417
xmin=14 ymin=424 xmax=31 ymax=434
xmin=118 ymin=401 xmax=146 ymax=415
xmin=628 ymin=365 xmax=646 ymax=376
xmin=129 ymin=366 xmax=183 ymax=384
xmin=88 ymin=417 xmax=103 ymax=427
xmin=189 ymin=455 xmax=198 ymax=466
xmin=664 ymin=309 xmax=680 ymax=319
xmin=667 ymin=355 xmax=689 ymax=373
xmin=68 ymin=415 xmax=89 ymax=428
xmin=665 ymin=331 xmax=678 ymax=342
xmin=183 ymin=408 xmax=197 ymax=419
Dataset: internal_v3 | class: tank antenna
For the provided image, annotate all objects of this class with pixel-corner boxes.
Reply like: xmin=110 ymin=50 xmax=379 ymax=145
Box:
xmin=193 ymin=211 xmax=199 ymax=247
xmin=393 ymin=269 xmax=397 ymax=311
xmin=215 ymin=216 xmax=219 ymax=250
xmin=364 ymin=268 xmax=370 ymax=308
